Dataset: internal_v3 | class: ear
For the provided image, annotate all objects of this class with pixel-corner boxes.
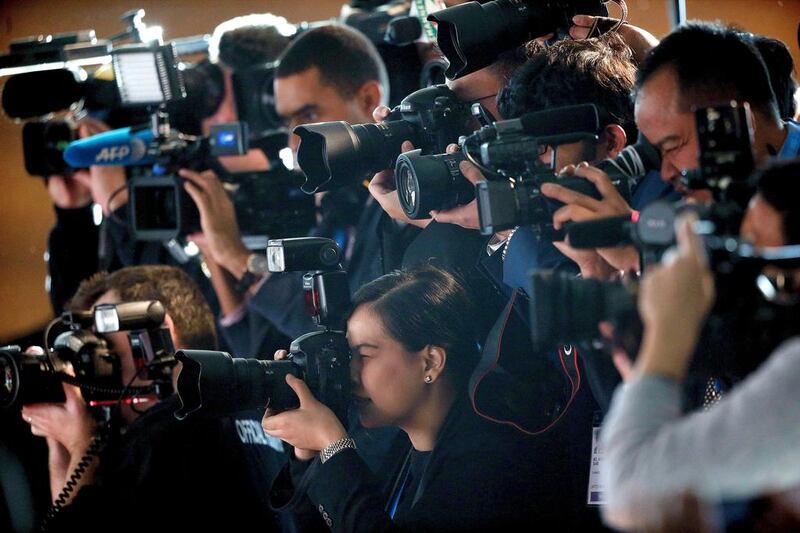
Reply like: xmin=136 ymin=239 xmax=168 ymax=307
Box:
xmin=600 ymin=124 xmax=627 ymax=159
xmin=356 ymin=80 xmax=383 ymax=119
xmin=421 ymin=345 xmax=447 ymax=383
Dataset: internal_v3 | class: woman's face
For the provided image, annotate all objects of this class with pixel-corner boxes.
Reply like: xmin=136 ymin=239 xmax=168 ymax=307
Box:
xmin=347 ymin=304 xmax=428 ymax=429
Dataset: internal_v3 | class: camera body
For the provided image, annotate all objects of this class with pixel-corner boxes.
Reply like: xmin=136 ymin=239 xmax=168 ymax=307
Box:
xmin=175 ymin=238 xmax=353 ymax=422
xmin=0 ymin=301 xmax=174 ymax=409
xmin=294 ymin=84 xmax=474 ymax=192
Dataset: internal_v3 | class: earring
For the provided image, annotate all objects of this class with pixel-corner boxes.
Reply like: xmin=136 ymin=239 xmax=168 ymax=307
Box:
xmin=424 ymin=375 xmax=433 ymax=384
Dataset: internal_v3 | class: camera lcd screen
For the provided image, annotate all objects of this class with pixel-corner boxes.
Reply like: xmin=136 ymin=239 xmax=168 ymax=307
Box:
xmin=133 ymin=184 xmax=178 ymax=231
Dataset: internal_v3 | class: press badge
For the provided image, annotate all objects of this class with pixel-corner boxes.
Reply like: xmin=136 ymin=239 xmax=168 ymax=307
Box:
xmin=587 ymin=424 xmax=606 ymax=505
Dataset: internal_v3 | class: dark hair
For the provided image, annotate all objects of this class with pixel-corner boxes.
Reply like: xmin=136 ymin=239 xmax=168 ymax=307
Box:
xmin=69 ymin=266 xmax=217 ymax=350
xmin=348 ymin=265 xmax=479 ymax=388
xmin=211 ymin=14 xmax=294 ymax=71
xmin=276 ymin=24 xmax=388 ymax=100
xmin=755 ymin=158 xmax=800 ymax=244
xmin=749 ymin=35 xmax=798 ymax=120
xmin=636 ymin=22 xmax=779 ymax=120
xmin=497 ymin=33 xmax=636 ymax=140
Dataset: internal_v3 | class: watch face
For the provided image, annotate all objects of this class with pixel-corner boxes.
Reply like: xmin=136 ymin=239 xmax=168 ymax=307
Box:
xmin=248 ymin=253 xmax=270 ymax=275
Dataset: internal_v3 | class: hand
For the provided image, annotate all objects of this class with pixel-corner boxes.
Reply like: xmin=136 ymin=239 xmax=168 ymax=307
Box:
xmin=543 ymin=163 xmax=640 ymax=272
xmin=367 ymin=106 xmax=431 ymax=229
xmin=428 ymin=146 xmax=484 ymax=230
xmin=46 ymin=172 xmax=93 ymax=209
xmin=553 ymin=241 xmax=618 ymax=280
xmin=635 ymin=215 xmax=715 ymax=380
xmin=570 ymin=15 xmax=659 ymax=63
xmin=599 ymin=322 xmax=633 ymax=382
xmin=180 ymin=169 xmax=250 ymax=277
xmin=76 ymin=118 xmax=128 ymax=213
xmin=262 ymin=351 xmax=347 ymax=459
xmin=22 ymin=383 xmax=96 ymax=457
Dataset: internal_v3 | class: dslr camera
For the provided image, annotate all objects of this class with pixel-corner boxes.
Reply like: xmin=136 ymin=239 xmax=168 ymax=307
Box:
xmin=294 ymin=84 xmax=474 ymax=192
xmin=174 ymin=237 xmax=352 ymax=422
xmin=1 ymin=300 xmax=175 ymax=409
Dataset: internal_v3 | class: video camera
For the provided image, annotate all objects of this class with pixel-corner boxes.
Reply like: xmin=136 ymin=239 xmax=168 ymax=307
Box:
xmin=0 ymin=9 xmax=216 ymax=177
xmin=174 ymin=237 xmax=352 ymax=422
xmin=454 ymin=104 xmax=659 ymax=238
xmin=0 ymin=300 xmax=175 ymax=410
xmin=429 ymin=0 xmax=613 ymax=79
xmin=294 ymin=84 xmax=474 ymax=193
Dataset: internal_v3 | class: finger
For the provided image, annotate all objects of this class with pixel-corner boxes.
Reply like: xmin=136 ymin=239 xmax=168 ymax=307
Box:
xmin=570 ymin=26 xmax=591 ymax=40
xmin=274 ymin=349 xmax=289 ymax=361
xmin=558 ymin=164 xmax=578 ymax=176
xmin=676 ymin=213 xmax=707 ymax=267
xmin=285 ymin=374 xmax=316 ymax=406
xmin=183 ymin=181 xmax=208 ymax=212
xmin=178 ymin=168 xmax=210 ymax=192
xmin=572 ymin=14 xmax=597 ymax=27
xmin=540 ymin=182 xmax=602 ymax=211
xmin=458 ymin=160 xmax=486 ymax=184
xmin=401 ymin=140 xmax=415 ymax=152
xmin=372 ymin=105 xmax=391 ymax=123
xmin=598 ymin=321 xmax=616 ymax=341
xmin=446 ymin=143 xmax=459 ymax=154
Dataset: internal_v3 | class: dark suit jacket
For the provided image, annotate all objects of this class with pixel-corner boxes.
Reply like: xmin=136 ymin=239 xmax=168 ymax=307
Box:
xmin=270 ymin=394 xmax=577 ymax=532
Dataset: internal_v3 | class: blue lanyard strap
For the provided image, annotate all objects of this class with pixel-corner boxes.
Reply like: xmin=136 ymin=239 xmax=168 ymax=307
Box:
xmin=388 ymin=456 xmax=413 ymax=519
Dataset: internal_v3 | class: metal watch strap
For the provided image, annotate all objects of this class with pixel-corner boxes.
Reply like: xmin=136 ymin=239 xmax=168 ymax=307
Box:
xmin=319 ymin=437 xmax=356 ymax=464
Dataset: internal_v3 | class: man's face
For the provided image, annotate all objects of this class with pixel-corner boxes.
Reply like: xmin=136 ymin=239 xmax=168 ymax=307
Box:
xmin=274 ymin=66 xmax=373 ymax=154
xmin=635 ymin=67 xmax=701 ymax=197
xmin=446 ymin=66 xmax=506 ymax=122
xmin=201 ymin=67 xmax=269 ymax=173
xmin=740 ymin=193 xmax=786 ymax=247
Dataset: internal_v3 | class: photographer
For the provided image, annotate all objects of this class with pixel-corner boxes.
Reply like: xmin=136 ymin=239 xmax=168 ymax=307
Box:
xmin=601 ymin=160 xmax=800 ymax=530
xmin=197 ymin=23 xmax=419 ymax=358
xmin=263 ymin=265 xmax=566 ymax=531
xmin=21 ymin=266 xmax=285 ymax=531
xmin=542 ymin=23 xmax=800 ymax=276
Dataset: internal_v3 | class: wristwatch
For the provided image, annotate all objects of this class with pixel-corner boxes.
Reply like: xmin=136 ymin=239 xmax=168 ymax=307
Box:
xmin=320 ymin=437 xmax=356 ymax=464
xmin=235 ymin=253 xmax=269 ymax=293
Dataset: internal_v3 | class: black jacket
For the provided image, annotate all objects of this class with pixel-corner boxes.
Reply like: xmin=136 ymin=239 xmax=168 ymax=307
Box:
xmin=47 ymin=396 xmax=287 ymax=532
xmin=271 ymin=394 xmax=577 ymax=532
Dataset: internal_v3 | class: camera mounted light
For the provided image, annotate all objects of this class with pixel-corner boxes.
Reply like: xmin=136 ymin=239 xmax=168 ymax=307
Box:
xmin=112 ymin=43 xmax=185 ymax=106
xmin=93 ymin=300 xmax=166 ymax=333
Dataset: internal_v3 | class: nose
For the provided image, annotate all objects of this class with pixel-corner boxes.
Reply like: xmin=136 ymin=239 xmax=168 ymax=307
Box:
xmin=288 ymin=132 xmax=301 ymax=156
xmin=349 ymin=354 xmax=362 ymax=385
xmin=660 ymin=155 xmax=681 ymax=185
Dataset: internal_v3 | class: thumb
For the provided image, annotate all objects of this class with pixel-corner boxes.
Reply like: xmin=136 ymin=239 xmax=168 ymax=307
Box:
xmin=285 ymin=374 xmax=316 ymax=406
xmin=572 ymin=14 xmax=597 ymax=26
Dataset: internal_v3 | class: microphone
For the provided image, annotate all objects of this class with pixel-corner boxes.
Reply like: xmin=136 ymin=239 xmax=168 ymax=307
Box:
xmin=64 ymin=126 xmax=156 ymax=167
xmin=567 ymin=214 xmax=636 ymax=249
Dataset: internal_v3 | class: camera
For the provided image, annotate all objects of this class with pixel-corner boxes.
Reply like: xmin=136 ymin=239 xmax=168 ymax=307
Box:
xmin=529 ymin=240 xmax=800 ymax=373
xmin=464 ymin=104 xmax=658 ymax=236
xmin=294 ymin=84 xmax=474 ymax=192
xmin=0 ymin=300 xmax=174 ymax=409
xmin=428 ymin=0 xmax=609 ymax=79
xmin=174 ymin=238 xmax=352 ymax=422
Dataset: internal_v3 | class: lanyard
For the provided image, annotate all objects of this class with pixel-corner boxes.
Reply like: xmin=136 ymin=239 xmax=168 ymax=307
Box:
xmin=387 ymin=450 xmax=413 ymax=519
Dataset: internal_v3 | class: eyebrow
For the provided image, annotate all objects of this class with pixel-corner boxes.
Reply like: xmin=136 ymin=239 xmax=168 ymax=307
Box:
xmin=278 ymin=103 xmax=318 ymax=122
xmin=653 ymin=134 xmax=683 ymax=150
xmin=351 ymin=343 xmax=379 ymax=351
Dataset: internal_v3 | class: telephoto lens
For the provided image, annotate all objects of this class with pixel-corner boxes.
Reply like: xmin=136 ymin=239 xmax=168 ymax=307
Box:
xmin=394 ymin=150 xmax=474 ymax=219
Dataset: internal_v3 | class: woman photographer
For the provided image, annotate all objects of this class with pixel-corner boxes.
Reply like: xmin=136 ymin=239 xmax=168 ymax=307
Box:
xmin=262 ymin=264 xmax=566 ymax=531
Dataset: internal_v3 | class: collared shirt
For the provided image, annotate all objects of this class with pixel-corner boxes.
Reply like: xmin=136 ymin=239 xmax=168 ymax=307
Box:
xmin=777 ymin=120 xmax=800 ymax=160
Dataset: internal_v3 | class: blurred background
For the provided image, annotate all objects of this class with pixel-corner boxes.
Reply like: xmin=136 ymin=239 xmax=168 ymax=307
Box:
xmin=0 ymin=0 xmax=798 ymax=342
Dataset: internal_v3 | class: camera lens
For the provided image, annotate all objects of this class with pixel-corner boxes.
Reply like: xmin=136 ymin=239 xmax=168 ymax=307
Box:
xmin=174 ymin=350 xmax=303 ymax=419
xmin=0 ymin=350 xmax=20 ymax=408
xmin=294 ymin=120 xmax=416 ymax=193
xmin=394 ymin=150 xmax=473 ymax=219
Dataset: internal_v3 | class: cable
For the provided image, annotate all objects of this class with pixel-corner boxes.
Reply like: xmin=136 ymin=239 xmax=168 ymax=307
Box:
xmin=59 ymin=374 xmax=154 ymax=398
xmin=104 ymin=184 xmax=128 ymax=225
xmin=39 ymin=425 xmax=109 ymax=531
